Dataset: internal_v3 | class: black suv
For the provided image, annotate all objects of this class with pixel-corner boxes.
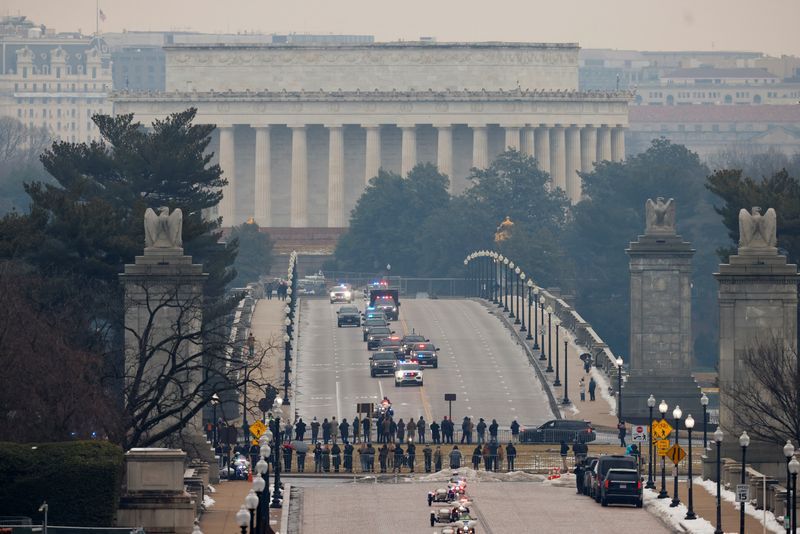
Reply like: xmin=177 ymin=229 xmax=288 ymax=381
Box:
xmin=519 ymin=419 xmax=596 ymax=443
xmin=592 ymin=455 xmax=640 ymax=504
xmin=600 ymin=468 xmax=643 ymax=507
xmin=409 ymin=342 xmax=440 ymax=368
xmin=366 ymin=326 xmax=394 ymax=350
xmin=337 ymin=305 xmax=361 ymax=327
xmin=369 ymin=351 xmax=397 ymax=377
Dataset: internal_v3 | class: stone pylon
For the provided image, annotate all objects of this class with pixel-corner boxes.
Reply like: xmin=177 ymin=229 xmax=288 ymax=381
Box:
xmin=622 ymin=198 xmax=703 ymax=425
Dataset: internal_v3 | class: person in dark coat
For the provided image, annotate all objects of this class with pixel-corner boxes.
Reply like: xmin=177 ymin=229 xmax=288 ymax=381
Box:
xmin=331 ymin=442 xmax=341 ymax=472
xmin=379 ymin=444 xmax=389 ymax=473
xmin=417 ymin=416 xmax=427 ymax=444
xmin=588 ymin=377 xmax=597 ymax=401
xmin=322 ymin=418 xmax=331 ymax=444
xmin=343 ymin=442 xmax=354 ymax=472
xmin=449 ymin=445 xmax=462 ymax=468
xmin=406 ymin=442 xmax=416 ymax=472
xmin=283 ymin=443 xmax=293 ymax=472
xmin=321 ymin=444 xmax=331 ymax=472
xmin=559 ymin=440 xmax=569 ymax=472
xmin=362 ymin=415 xmax=371 ymax=443
xmin=488 ymin=440 xmax=499 ymax=471
xmin=423 ymin=444 xmax=433 ymax=473
xmin=353 ymin=416 xmax=361 ymax=443
xmin=389 ymin=418 xmax=397 ymax=442
xmin=472 ymin=445 xmax=482 ymax=470
xmin=397 ymin=419 xmax=406 ymax=443
xmin=617 ymin=421 xmax=627 ymax=447
xmin=296 ymin=446 xmax=307 ymax=472
xmin=488 ymin=419 xmax=499 ymax=441
xmin=366 ymin=443 xmax=376 ymax=472
xmin=430 ymin=420 xmax=440 ymax=444
xmin=506 ymin=442 xmax=517 ymax=471
xmin=295 ymin=418 xmax=306 ymax=441
xmin=574 ymin=460 xmax=585 ymax=494
xmin=313 ymin=443 xmax=322 ymax=473
xmin=311 ymin=417 xmax=320 ymax=443
xmin=393 ymin=443 xmax=404 ymax=473
xmin=434 ymin=446 xmax=443 ymax=471
xmin=510 ymin=419 xmax=520 ymax=443
xmin=339 ymin=418 xmax=350 ymax=444
xmin=476 ymin=418 xmax=487 ymax=444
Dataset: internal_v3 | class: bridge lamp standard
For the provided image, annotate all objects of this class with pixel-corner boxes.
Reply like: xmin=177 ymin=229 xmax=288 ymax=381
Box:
xmin=645 ymin=394 xmax=656 ymax=489
xmin=714 ymin=428 xmax=724 ymax=534
xmin=496 ymin=254 xmax=505 ymax=307
xmin=491 ymin=252 xmax=499 ymax=304
xmin=616 ymin=357 xmax=624 ymax=423
xmin=670 ymin=405 xmax=682 ymax=508
xmin=463 ymin=258 xmax=469 ymax=298
xmin=701 ymin=393 xmax=709 ymax=450
xmin=684 ymin=414 xmax=697 ymax=520
xmin=784 ymin=440 xmax=795 ymax=534
xmin=507 ymin=261 xmax=515 ymax=317
xmin=525 ymin=280 xmax=534 ymax=340
xmin=789 ymin=456 xmax=799 ymax=534
xmin=545 ymin=306 xmax=554 ymax=373
xmin=513 ymin=267 xmax=522 ymax=324
xmin=658 ymin=400 xmax=670 ymax=499
xmin=739 ymin=431 xmax=750 ymax=533
xmin=502 ymin=258 xmax=510 ymax=312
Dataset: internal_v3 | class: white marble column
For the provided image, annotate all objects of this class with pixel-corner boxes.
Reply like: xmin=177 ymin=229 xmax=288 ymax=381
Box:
xmin=217 ymin=126 xmax=236 ymax=225
xmin=503 ymin=125 xmax=521 ymax=151
xmin=565 ymin=125 xmax=582 ymax=203
xmin=522 ymin=127 xmax=535 ymax=157
xmin=400 ymin=125 xmax=417 ymax=176
xmin=364 ymin=125 xmax=381 ymax=184
xmin=580 ymin=125 xmax=597 ymax=174
xmin=534 ymin=126 xmax=551 ymax=174
xmin=471 ymin=125 xmax=489 ymax=169
xmin=253 ymin=125 xmax=271 ymax=227
xmin=597 ymin=125 xmax=612 ymax=163
xmin=290 ymin=125 xmax=308 ymax=228
xmin=327 ymin=125 xmax=345 ymax=227
xmin=435 ymin=125 xmax=453 ymax=190
xmin=549 ymin=125 xmax=566 ymax=192
xmin=611 ymin=126 xmax=626 ymax=162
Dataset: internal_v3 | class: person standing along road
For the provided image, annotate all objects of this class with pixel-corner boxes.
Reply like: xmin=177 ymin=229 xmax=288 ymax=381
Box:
xmin=472 ymin=445 xmax=482 ymax=470
xmin=449 ymin=445 xmax=462 ymax=469
xmin=379 ymin=444 xmax=389 ymax=473
xmin=489 ymin=419 xmax=499 ymax=442
xmin=321 ymin=444 xmax=331 ymax=472
xmin=574 ymin=460 xmax=585 ymax=494
xmin=393 ymin=443 xmax=404 ymax=473
xmin=322 ymin=418 xmax=331 ymax=444
xmin=476 ymin=418 xmax=487 ymax=445
xmin=617 ymin=421 xmax=627 ymax=447
xmin=353 ymin=416 xmax=361 ymax=443
xmin=510 ymin=419 xmax=520 ymax=443
xmin=311 ymin=417 xmax=320 ymax=443
xmin=434 ymin=446 xmax=443 ymax=471
xmin=362 ymin=415 xmax=371 ymax=443
xmin=339 ymin=418 xmax=350 ymax=444
xmin=397 ymin=418 xmax=406 ymax=443
xmin=417 ymin=416 xmax=427 ymax=444
xmin=407 ymin=441 xmax=416 ymax=472
xmin=343 ymin=442 xmax=354 ymax=473
xmin=559 ymin=440 xmax=569 ymax=473
xmin=430 ymin=419 xmax=440 ymax=444
xmin=496 ymin=443 xmax=504 ymax=472
xmin=366 ymin=442 xmax=376 ymax=472
xmin=423 ymin=444 xmax=433 ymax=473
xmin=314 ymin=443 xmax=322 ymax=473
xmin=295 ymin=442 xmax=307 ymax=472
xmin=283 ymin=442 xmax=293 ymax=472
xmin=295 ymin=418 xmax=306 ymax=441
xmin=331 ymin=442 xmax=341 ymax=472
xmin=588 ymin=377 xmax=597 ymax=401
xmin=407 ymin=417 xmax=417 ymax=443
xmin=330 ymin=416 xmax=338 ymax=444
xmin=579 ymin=378 xmax=586 ymax=402
xmin=506 ymin=442 xmax=517 ymax=471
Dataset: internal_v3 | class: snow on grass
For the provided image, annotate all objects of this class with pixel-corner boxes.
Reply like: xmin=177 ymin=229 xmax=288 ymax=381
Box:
xmin=644 ymin=488 xmax=716 ymax=533
xmin=696 ymin=477 xmax=784 ymax=533
xmin=202 ymin=494 xmax=216 ymax=510
xmin=207 ymin=484 xmax=216 ymax=493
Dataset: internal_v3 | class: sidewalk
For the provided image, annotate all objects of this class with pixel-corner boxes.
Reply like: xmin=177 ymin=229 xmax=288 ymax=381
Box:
xmin=248 ymin=298 xmax=291 ymax=422
xmin=199 ymin=479 xmax=282 ymax=533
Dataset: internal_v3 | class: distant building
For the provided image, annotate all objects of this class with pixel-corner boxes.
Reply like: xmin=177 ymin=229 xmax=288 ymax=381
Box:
xmin=0 ymin=16 xmax=112 ymax=143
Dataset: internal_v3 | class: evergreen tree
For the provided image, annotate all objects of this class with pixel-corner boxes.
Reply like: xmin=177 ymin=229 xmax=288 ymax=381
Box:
xmin=229 ymin=219 xmax=274 ymax=287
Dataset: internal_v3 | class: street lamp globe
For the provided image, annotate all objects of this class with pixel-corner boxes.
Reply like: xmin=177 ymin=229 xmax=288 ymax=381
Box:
xmin=739 ymin=431 xmax=750 ymax=448
xmin=463 ymin=259 xmax=468 ymax=265
xmin=527 ymin=279 xmax=534 ymax=288
xmin=509 ymin=261 xmax=515 ymax=269
xmin=673 ymin=405 xmax=682 ymax=420
xmin=252 ymin=473 xmax=266 ymax=492
xmin=235 ymin=506 xmax=250 ymax=527
xmin=647 ymin=395 xmax=656 ymax=408
xmin=260 ymin=443 xmax=271 ymax=457
xmin=245 ymin=489 xmax=259 ymax=511
xmin=192 ymin=522 xmax=203 ymax=534
xmin=211 ymin=393 xmax=220 ymax=406
xmin=286 ymin=287 xmax=292 ymax=295
xmin=684 ymin=414 xmax=695 ymax=429
xmin=284 ymin=305 xmax=291 ymax=314
xmin=616 ymin=357 xmax=623 ymax=367
xmin=789 ymin=456 xmax=800 ymax=474
xmin=700 ymin=393 xmax=709 ymax=406
xmin=714 ymin=428 xmax=724 ymax=443
xmin=503 ymin=258 xmax=509 ymax=265
xmin=515 ymin=267 xmax=521 ymax=274
xmin=520 ymin=272 xmax=526 ymax=280
xmin=256 ymin=457 xmax=269 ymax=475
xmin=275 ymin=397 xmax=284 ymax=408
xmin=784 ymin=440 xmax=795 ymax=458
xmin=659 ymin=400 xmax=668 ymax=415
xmin=284 ymin=318 xmax=291 ymax=326
xmin=533 ymin=286 xmax=539 ymax=294
xmin=283 ymin=334 xmax=290 ymax=342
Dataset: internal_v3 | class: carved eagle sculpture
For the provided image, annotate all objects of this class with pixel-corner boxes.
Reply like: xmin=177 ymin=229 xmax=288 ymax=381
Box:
xmin=144 ymin=207 xmax=183 ymax=249
xmin=738 ymin=207 xmax=777 ymax=249
xmin=644 ymin=197 xmax=676 ymax=234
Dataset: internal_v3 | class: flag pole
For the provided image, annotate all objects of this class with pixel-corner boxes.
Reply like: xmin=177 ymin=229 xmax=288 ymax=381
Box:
xmin=95 ymin=0 xmax=99 ymax=36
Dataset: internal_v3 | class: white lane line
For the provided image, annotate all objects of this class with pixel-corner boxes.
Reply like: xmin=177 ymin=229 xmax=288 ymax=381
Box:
xmin=379 ymin=379 xmax=385 ymax=402
xmin=336 ymin=381 xmax=342 ymax=421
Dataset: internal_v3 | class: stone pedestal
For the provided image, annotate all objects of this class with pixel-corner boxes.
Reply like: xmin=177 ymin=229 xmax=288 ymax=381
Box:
xmin=622 ymin=229 xmax=703 ymax=425
xmin=117 ymin=448 xmax=196 ymax=534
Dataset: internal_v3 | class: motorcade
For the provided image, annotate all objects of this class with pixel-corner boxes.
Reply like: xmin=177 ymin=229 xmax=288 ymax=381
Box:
xmin=329 ymin=283 xmax=353 ymax=303
xmin=369 ymin=351 xmax=397 ymax=377
xmin=401 ymin=333 xmax=429 ymax=354
xmin=409 ymin=342 xmax=440 ymax=368
xmin=362 ymin=317 xmax=388 ymax=341
xmin=336 ymin=305 xmax=361 ymax=327
xmin=394 ymin=361 xmax=423 ymax=387
xmin=366 ymin=326 xmax=394 ymax=350
xmin=369 ymin=289 xmax=400 ymax=320
xmin=377 ymin=336 xmax=404 ymax=356
xmin=599 ymin=467 xmax=643 ymax=507
xmin=427 ymin=488 xmax=451 ymax=506
xmin=519 ymin=419 xmax=596 ymax=443
xmin=591 ymin=455 xmax=639 ymax=504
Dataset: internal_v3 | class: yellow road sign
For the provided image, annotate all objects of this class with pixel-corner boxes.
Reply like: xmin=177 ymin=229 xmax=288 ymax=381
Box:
xmin=249 ymin=420 xmax=267 ymax=439
xmin=666 ymin=444 xmax=686 ymax=465
xmin=655 ymin=439 xmax=670 ymax=456
xmin=651 ymin=420 xmax=673 ymax=440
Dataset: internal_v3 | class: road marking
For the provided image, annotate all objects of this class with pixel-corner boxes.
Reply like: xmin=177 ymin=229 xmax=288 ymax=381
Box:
xmin=335 ymin=381 xmax=342 ymax=421
xmin=419 ymin=383 xmax=433 ymax=422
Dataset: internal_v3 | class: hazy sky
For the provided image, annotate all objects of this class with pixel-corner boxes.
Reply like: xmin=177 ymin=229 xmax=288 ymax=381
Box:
xmin=4 ymin=0 xmax=800 ymax=57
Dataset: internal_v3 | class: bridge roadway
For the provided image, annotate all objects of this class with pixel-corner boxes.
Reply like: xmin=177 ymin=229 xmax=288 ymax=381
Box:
xmin=293 ymin=298 xmax=554 ymax=429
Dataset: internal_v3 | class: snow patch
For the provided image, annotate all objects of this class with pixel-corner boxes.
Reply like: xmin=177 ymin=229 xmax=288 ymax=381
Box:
xmin=644 ymin=488 xmax=716 ymax=533
xmin=207 ymin=484 xmax=216 ymax=493
xmin=202 ymin=494 xmax=216 ymax=510
xmin=696 ymin=477 xmax=784 ymax=533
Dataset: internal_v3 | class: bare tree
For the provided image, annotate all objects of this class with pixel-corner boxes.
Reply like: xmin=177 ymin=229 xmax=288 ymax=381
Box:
xmin=119 ymin=279 xmax=276 ymax=450
xmin=725 ymin=338 xmax=800 ymax=446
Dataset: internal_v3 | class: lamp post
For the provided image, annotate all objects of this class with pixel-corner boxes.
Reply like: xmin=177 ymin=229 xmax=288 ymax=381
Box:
xmin=684 ymin=414 xmax=696 ymax=520
xmin=463 ymin=258 xmax=468 ymax=297
xmin=701 ymin=393 xmax=709 ymax=450
xmin=646 ymin=395 xmax=656 ymax=489
xmin=508 ymin=261 xmax=516 ymax=318
xmin=616 ymin=357 xmax=624 ymax=424
xmin=539 ymin=301 xmax=546 ymax=359
xmin=519 ymin=272 xmax=527 ymax=331
xmin=497 ymin=255 xmax=505 ymax=307
xmin=527 ymin=281 xmax=535 ymax=341
xmin=513 ymin=266 xmax=521 ymax=324
xmin=236 ymin=505 xmax=250 ymax=534
xmin=503 ymin=258 xmax=510 ymax=312
xmin=784 ymin=440 xmax=794 ymax=534
xmin=283 ymin=319 xmax=291 ymax=405
xmin=658 ymin=400 xmax=669 ymax=499
xmin=255 ymin=439 xmax=272 ymax=534
xmin=545 ymin=306 xmax=553 ymax=372
xmin=271 ymin=397 xmax=284 ymax=508
xmin=492 ymin=253 xmax=499 ymax=303
xmin=252 ymin=474 xmax=266 ymax=534
xmin=670 ymin=405 xmax=682 ymax=508
xmin=562 ymin=339 xmax=569 ymax=404
xmin=789 ymin=456 xmax=798 ymax=534
xmin=553 ymin=323 xmax=561 ymax=386
xmin=211 ymin=393 xmax=220 ymax=448
xmin=739 ymin=431 xmax=750 ymax=534
xmin=245 ymin=489 xmax=258 ymax=533
xmin=714 ymin=428 xmax=724 ymax=534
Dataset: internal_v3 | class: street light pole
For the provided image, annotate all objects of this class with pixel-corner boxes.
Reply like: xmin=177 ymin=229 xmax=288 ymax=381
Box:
xmin=562 ymin=339 xmax=569 ymax=404
xmin=685 ymin=414 xmax=696 ymax=520
xmin=503 ymin=259 xmax=510 ymax=312
xmin=546 ymin=307 xmax=553 ymax=372
xmin=527 ymin=282 xmax=535 ymax=341
xmin=714 ymin=428 xmax=724 ymax=534
xmin=701 ymin=393 xmax=709 ymax=450
xmin=784 ymin=440 xmax=794 ymax=534
xmin=789 ymin=456 xmax=798 ymax=534
xmin=553 ymin=324 xmax=561 ymax=386
xmin=519 ymin=273 xmax=527 ymax=331
xmin=508 ymin=261 xmax=516 ymax=318
xmin=740 ymin=431 xmax=750 ymax=534
xmin=658 ymin=400 xmax=669 ymax=499
xmin=646 ymin=395 xmax=656 ymax=489
xmin=271 ymin=400 xmax=285 ymax=508
xmin=463 ymin=258 xmax=469 ymax=298
xmin=513 ymin=266 xmax=521 ymax=324
xmin=616 ymin=358 xmax=624 ymax=424
xmin=670 ymin=405 xmax=682 ymax=508
xmin=211 ymin=393 xmax=220 ymax=449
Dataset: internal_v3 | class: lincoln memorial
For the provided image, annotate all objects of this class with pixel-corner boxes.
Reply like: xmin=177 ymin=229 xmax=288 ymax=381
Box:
xmin=113 ymin=42 xmax=630 ymax=228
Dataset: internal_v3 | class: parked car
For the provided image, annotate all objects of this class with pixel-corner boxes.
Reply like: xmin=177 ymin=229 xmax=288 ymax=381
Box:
xmin=592 ymin=455 xmax=639 ymax=504
xmin=519 ymin=419 xmax=596 ymax=443
xmin=600 ymin=468 xmax=643 ymax=507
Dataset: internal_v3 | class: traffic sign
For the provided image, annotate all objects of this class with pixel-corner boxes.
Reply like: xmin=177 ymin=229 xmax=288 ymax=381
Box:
xmin=651 ymin=419 xmax=673 ymax=440
xmin=249 ymin=420 xmax=267 ymax=439
xmin=655 ymin=439 xmax=670 ymax=456
xmin=444 ymin=393 xmax=457 ymax=401
xmin=666 ymin=444 xmax=686 ymax=465
xmin=357 ymin=403 xmax=373 ymax=414
xmin=736 ymin=484 xmax=749 ymax=503
xmin=632 ymin=425 xmax=648 ymax=442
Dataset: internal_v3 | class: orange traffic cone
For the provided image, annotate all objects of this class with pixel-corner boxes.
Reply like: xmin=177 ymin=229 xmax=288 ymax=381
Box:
xmin=247 ymin=468 xmax=253 ymax=482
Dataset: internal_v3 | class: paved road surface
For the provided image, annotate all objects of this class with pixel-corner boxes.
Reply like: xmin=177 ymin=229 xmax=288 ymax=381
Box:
xmin=293 ymin=298 xmax=554 ymax=428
